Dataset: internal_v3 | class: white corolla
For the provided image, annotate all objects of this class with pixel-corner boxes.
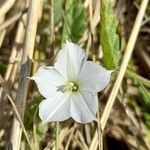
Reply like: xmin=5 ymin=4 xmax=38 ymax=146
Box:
xmin=30 ymin=41 xmax=111 ymax=124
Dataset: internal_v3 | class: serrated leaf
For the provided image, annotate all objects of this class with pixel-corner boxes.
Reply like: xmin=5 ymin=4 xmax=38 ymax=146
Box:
xmin=61 ymin=0 xmax=86 ymax=45
xmin=100 ymin=0 xmax=120 ymax=69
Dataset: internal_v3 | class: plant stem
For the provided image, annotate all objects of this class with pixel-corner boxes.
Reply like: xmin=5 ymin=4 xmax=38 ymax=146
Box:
xmin=55 ymin=122 xmax=59 ymax=150
xmin=126 ymin=69 xmax=150 ymax=88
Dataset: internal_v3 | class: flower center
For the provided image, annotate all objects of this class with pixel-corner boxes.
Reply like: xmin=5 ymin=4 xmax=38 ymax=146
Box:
xmin=57 ymin=82 xmax=79 ymax=93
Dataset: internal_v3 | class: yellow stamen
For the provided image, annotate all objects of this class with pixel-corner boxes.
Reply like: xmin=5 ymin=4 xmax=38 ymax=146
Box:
xmin=57 ymin=82 xmax=79 ymax=93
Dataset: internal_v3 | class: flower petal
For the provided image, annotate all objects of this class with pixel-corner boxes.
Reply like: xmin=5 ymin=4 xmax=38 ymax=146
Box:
xmin=78 ymin=61 xmax=111 ymax=93
xmin=71 ymin=92 xmax=97 ymax=124
xmin=80 ymin=90 xmax=98 ymax=115
xmin=30 ymin=66 xmax=65 ymax=98
xmin=54 ymin=41 xmax=85 ymax=79
xmin=39 ymin=92 xmax=71 ymax=123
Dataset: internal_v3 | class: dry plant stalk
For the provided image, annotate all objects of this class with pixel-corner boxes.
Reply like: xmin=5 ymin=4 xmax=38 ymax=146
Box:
xmin=88 ymin=0 xmax=103 ymax=149
xmin=0 ymin=0 xmax=16 ymax=47
xmin=0 ymin=27 xmax=6 ymax=47
xmin=0 ymin=75 xmax=31 ymax=148
xmin=90 ymin=0 xmax=149 ymax=149
xmin=0 ymin=13 xmax=26 ymax=121
xmin=0 ymin=16 xmax=5 ymax=47
xmin=0 ymin=0 xmax=16 ymax=18
xmin=0 ymin=0 xmax=24 ymax=120
xmin=10 ymin=0 xmax=41 ymax=149
xmin=0 ymin=11 xmax=23 ymax=31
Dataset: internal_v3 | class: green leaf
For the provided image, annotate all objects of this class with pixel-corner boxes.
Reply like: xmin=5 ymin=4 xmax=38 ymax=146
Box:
xmin=100 ymin=0 xmax=120 ymax=69
xmin=24 ymin=95 xmax=48 ymax=147
xmin=61 ymin=0 xmax=86 ymax=45
xmin=36 ymin=122 xmax=48 ymax=141
xmin=24 ymin=96 xmax=41 ymax=130
xmin=143 ymin=113 xmax=150 ymax=128
xmin=139 ymin=84 xmax=150 ymax=112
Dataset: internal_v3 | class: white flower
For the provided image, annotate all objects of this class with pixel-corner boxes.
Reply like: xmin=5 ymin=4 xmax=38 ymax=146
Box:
xmin=30 ymin=41 xmax=111 ymax=124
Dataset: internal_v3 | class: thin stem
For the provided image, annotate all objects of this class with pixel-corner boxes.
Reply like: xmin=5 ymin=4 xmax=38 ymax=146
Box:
xmin=50 ymin=0 xmax=55 ymax=44
xmin=33 ymin=107 xmax=39 ymax=150
xmin=96 ymin=106 xmax=101 ymax=150
xmin=99 ymin=131 xmax=103 ymax=150
xmin=126 ymin=69 xmax=150 ymax=88
xmin=0 ymin=12 xmax=23 ymax=31
xmin=55 ymin=122 xmax=60 ymax=150
xmin=99 ymin=0 xmax=103 ymax=149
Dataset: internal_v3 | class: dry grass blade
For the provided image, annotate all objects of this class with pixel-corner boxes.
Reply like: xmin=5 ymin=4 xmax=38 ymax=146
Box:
xmin=76 ymin=130 xmax=89 ymax=150
xmin=0 ymin=13 xmax=26 ymax=121
xmin=0 ymin=0 xmax=15 ymax=47
xmin=0 ymin=11 xmax=23 ymax=31
xmin=136 ymin=46 xmax=150 ymax=71
xmin=10 ymin=0 xmax=41 ymax=149
xmin=126 ymin=70 xmax=150 ymax=88
xmin=0 ymin=0 xmax=16 ymax=18
xmin=0 ymin=17 xmax=6 ymax=48
xmin=4 ymin=13 xmax=26 ymax=81
xmin=0 ymin=75 xmax=32 ymax=149
xmin=65 ymin=124 xmax=77 ymax=150
xmin=0 ymin=30 xmax=6 ymax=47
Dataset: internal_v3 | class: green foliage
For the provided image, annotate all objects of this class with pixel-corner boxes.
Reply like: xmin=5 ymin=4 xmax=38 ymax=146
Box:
xmin=36 ymin=122 xmax=48 ymax=142
xmin=139 ymin=84 xmax=150 ymax=112
xmin=54 ymin=0 xmax=63 ymax=25
xmin=24 ymin=96 xmax=41 ymax=130
xmin=139 ymin=84 xmax=150 ymax=129
xmin=0 ymin=63 xmax=7 ymax=76
xmin=100 ymin=0 xmax=120 ymax=69
xmin=24 ymin=95 xmax=48 ymax=148
xmin=61 ymin=0 xmax=86 ymax=45
xmin=143 ymin=113 xmax=150 ymax=128
xmin=38 ymin=0 xmax=51 ymax=52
